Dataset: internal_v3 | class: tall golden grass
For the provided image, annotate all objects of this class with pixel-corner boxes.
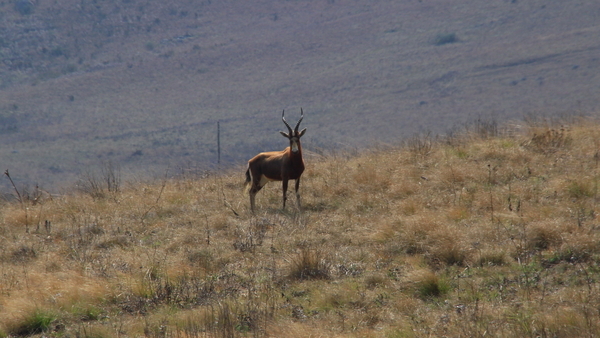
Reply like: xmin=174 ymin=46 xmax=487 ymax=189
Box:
xmin=1 ymin=117 xmax=599 ymax=337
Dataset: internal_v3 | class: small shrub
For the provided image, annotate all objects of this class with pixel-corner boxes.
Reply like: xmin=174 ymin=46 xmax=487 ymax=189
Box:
xmin=365 ymin=274 xmax=387 ymax=289
xmin=64 ymin=64 xmax=78 ymax=74
xmin=10 ymin=245 xmax=37 ymax=264
xmin=161 ymin=50 xmax=175 ymax=58
xmin=50 ymin=46 xmax=66 ymax=58
xmin=430 ymin=243 xmax=467 ymax=266
xmin=401 ymin=222 xmax=468 ymax=266
xmin=233 ymin=219 xmax=269 ymax=252
xmin=96 ymin=235 xmax=130 ymax=249
xmin=77 ymin=161 xmax=121 ymax=199
xmin=566 ymin=180 xmax=594 ymax=199
xmin=549 ymin=235 xmax=599 ymax=264
xmin=469 ymin=118 xmax=499 ymax=139
xmin=434 ymin=32 xmax=458 ymax=45
xmin=187 ymin=249 xmax=214 ymax=273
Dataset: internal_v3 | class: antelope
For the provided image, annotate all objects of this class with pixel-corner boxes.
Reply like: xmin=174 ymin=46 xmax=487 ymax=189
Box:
xmin=244 ymin=109 xmax=307 ymax=212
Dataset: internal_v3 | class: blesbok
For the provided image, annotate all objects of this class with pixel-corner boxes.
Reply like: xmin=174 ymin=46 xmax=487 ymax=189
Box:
xmin=244 ymin=109 xmax=307 ymax=212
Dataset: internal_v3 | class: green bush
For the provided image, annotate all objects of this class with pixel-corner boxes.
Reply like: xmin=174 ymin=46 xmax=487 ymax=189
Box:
xmin=10 ymin=309 xmax=57 ymax=336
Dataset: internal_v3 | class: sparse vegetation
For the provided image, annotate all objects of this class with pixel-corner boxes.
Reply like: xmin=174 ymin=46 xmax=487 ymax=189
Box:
xmin=76 ymin=161 xmax=121 ymax=199
xmin=1 ymin=117 xmax=599 ymax=336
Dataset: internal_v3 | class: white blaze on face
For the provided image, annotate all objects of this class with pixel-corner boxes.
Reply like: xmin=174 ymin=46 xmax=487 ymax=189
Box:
xmin=291 ymin=140 xmax=299 ymax=153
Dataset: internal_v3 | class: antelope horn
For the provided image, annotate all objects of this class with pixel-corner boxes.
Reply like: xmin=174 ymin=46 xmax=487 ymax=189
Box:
xmin=294 ymin=108 xmax=304 ymax=133
xmin=282 ymin=110 xmax=293 ymax=134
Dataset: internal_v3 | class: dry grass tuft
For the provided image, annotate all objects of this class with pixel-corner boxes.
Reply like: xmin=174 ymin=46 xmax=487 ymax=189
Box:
xmin=410 ymin=270 xmax=450 ymax=299
xmin=288 ymin=248 xmax=331 ymax=281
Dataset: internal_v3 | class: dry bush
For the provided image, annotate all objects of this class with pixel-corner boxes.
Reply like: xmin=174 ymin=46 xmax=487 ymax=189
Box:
xmin=77 ymin=161 xmax=121 ymax=199
xmin=288 ymin=248 xmax=331 ymax=281
xmin=406 ymin=132 xmax=434 ymax=157
xmin=5 ymin=245 xmax=37 ymax=264
xmin=526 ymin=223 xmax=562 ymax=251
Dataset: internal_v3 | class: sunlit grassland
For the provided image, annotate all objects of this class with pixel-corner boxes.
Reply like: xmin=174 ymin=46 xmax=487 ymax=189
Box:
xmin=1 ymin=117 xmax=599 ymax=337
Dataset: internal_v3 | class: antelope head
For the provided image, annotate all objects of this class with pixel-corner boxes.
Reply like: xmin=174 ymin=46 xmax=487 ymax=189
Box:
xmin=280 ymin=109 xmax=306 ymax=154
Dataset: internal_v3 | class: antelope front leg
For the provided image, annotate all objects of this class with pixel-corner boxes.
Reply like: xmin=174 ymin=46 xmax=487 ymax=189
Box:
xmin=282 ymin=179 xmax=289 ymax=209
xmin=295 ymin=177 xmax=302 ymax=209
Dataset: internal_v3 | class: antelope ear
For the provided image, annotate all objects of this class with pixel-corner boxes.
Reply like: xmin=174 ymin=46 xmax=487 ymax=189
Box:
xmin=298 ymin=128 xmax=307 ymax=137
xmin=280 ymin=131 xmax=290 ymax=138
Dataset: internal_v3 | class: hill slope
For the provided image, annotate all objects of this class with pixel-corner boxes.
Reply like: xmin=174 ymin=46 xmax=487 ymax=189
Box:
xmin=1 ymin=0 xmax=600 ymax=190
xmin=0 ymin=117 xmax=599 ymax=337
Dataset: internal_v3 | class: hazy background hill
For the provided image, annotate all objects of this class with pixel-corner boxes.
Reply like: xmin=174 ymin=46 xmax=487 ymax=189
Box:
xmin=1 ymin=0 xmax=600 ymax=191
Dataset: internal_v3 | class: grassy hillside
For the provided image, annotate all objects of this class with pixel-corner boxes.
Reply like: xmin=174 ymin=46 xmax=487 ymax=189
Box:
xmin=1 ymin=116 xmax=599 ymax=337
xmin=1 ymin=0 xmax=600 ymax=190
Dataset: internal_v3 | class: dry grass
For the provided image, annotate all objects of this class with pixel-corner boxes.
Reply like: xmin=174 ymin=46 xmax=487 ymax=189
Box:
xmin=1 ymin=117 xmax=600 ymax=337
